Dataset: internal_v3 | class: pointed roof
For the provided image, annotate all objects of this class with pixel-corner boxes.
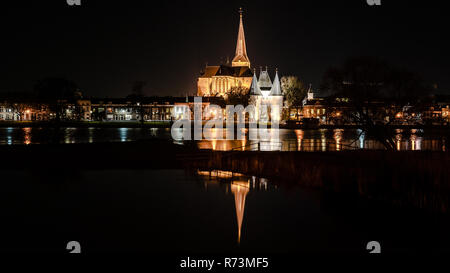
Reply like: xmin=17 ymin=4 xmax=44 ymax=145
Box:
xmin=258 ymin=69 xmax=272 ymax=90
xmin=270 ymin=69 xmax=282 ymax=96
xmin=232 ymin=8 xmax=250 ymax=68
xmin=199 ymin=65 xmax=252 ymax=78
xmin=250 ymin=71 xmax=262 ymax=95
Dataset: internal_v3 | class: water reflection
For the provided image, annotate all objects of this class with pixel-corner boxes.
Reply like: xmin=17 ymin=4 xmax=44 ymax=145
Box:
xmin=196 ymin=170 xmax=274 ymax=244
xmin=295 ymin=129 xmax=303 ymax=151
xmin=0 ymin=127 xmax=447 ymax=151
xmin=230 ymin=181 xmax=249 ymax=244
xmin=410 ymin=134 xmax=419 ymax=151
xmin=359 ymin=130 xmax=365 ymax=149
xmin=119 ymin=128 xmax=128 ymax=142
xmin=334 ymin=129 xmax=343 ymax=151
xmin=7 ymin=127 xmax=13 ymax=145
xmin=195 ymin=128 xmax=446 ymax=152
xmin=23 ymin=128 xmax=31 ymax=145
xmin=3 ymin=168 xmax=449 ymax=253
xmin=64 ymin=128 xmax=76 ymax=144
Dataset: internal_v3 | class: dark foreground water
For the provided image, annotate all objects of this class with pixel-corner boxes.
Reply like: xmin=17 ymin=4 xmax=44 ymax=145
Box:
xmin=1 ymin=169 xmax=449 ymax=253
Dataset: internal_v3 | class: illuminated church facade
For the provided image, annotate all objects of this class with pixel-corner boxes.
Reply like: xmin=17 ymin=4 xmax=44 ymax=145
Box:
xmin=197 ymin=9 xmax=284 ymax=122
xmin=197 ymin=9 xmax=253 ymax=97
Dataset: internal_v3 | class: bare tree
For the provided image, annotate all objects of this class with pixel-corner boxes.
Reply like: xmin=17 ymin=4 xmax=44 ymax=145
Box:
xmin=321 ymin=56 xmax=429 ymax=150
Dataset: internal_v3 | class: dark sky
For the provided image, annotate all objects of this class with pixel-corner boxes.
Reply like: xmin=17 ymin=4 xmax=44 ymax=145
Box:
xmin=1 ymin=0 xmax=449 ymax=97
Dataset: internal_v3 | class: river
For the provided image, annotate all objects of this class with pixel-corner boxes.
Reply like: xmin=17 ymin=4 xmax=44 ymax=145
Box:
xmin=1 ymin=169 xmax=449 ymax=253
xmin=0 ymin=127 xmax=447 ymax=151
xmin=1 ymin=126 xmax=449 ymax=253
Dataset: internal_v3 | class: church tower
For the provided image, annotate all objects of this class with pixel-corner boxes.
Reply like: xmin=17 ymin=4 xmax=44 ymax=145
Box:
xmin=231 ymin=8 xmax=251 ymax=68
xmin=197 ymin=8 xmax=253 ymax=97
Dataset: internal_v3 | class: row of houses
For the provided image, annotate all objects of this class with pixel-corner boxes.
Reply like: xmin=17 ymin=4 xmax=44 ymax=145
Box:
xmin=1 ymin=93 xmax=450 ymax=125
xmin=0 ymin=96 xmax=220 ymax=122
xmin=289 ymin=91 xmax=450 ymax=125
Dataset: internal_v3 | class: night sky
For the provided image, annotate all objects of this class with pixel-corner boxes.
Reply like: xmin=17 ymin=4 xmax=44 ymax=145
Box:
xmin=1 ymin=0 xmax=449 ymax=97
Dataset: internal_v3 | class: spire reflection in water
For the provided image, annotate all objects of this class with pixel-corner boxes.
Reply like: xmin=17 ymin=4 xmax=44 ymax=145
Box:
xmin=196 ymin=170 xmax=273 ymax=244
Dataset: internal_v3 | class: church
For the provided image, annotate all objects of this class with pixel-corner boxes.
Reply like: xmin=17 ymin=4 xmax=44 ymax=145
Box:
xmin=197 ymin=8 xmax=253 ymax=97
xmin=197 ymin=9 xmax=284 ymax=122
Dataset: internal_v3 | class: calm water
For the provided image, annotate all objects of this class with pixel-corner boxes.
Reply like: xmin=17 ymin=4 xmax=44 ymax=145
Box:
xmin=0 ymin=127 xmax=447 ymax=151
xmin=1 ymin=169 xmax=449 ymax=253
xmin=2 ymin=127 xmax=449 ymax=253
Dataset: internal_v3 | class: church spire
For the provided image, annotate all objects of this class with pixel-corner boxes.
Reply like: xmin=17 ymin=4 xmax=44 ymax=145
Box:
xmin=232 ymin=8 xmax=251 ymax=68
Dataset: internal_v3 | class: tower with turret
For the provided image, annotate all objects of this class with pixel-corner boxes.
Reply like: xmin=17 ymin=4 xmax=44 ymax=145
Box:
xmin=249 ymin=67 xmax=284 ymax=122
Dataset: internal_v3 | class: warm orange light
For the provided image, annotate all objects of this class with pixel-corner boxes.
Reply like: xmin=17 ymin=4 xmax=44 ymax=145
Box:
xmin=295 ymin=129 xmax=303 ymax=151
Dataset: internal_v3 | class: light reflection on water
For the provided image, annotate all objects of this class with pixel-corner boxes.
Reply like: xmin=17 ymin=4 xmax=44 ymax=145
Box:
xmin=2 ymin=168 xmax=450 ymax=253
xmin=0 ymin=127 xmax=174 ymax=145
xmin=191 ymin=168 xmax=450 ymax=252
xmin=196 ymin=170 xmax=274 ymax=244
xmin=192 ymin=128 xmax=447 ymax=151
xmin=119 ymin=128 xmax=128 ymax=142
xmin=0 ymin=127 xmax=447 ymax=151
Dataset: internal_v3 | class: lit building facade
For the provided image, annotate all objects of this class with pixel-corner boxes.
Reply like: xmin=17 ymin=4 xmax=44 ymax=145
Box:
xmin=0 ymin=102 xmax=51 ymax=121
xmin=197 ymin=9 xmax=252 ymax=97
xmin=249 ymin=68 xmax=284 ymax=122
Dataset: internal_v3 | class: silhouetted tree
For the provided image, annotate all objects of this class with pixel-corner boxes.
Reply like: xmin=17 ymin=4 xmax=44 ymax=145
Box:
xmin=34 ymin=77 xmax=79 ymax=122
xmin=225 ymin=86 xmax=250 ymax=106
xmin=321 ymin=56 xmax=429 ymax=150
xmin=34 ymin=77 xmax=79 ymax=143
xmin=127 ymin=81 xmax=148 ymax=124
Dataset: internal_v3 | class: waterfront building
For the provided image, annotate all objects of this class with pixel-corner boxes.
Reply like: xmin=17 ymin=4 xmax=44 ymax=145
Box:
xmin=0 ymin=102 xmax=51 ymax=121
xmin=442 ymin=106 xmax=450 ymax=123
xmin=301 ymin=92 xmax=328 ymax=124
xmin=89 ymin=97 xmax=220 ymax=122
xmin=77 ymin=99 xmax=92 ymax=121
xmin=197 ymin=9 xmax=253 ymax=97
xmin=0 ymin=105 xmax=18 ymax=121
xmin=90 ymin=98 xmax=174 ymax=121
xmin=249 ymin=68 xmax=284 ymax=122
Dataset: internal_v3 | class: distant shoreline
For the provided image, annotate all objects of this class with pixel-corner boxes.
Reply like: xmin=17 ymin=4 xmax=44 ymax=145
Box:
xmin=1 ymin=120 xmax=450 ymax=131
